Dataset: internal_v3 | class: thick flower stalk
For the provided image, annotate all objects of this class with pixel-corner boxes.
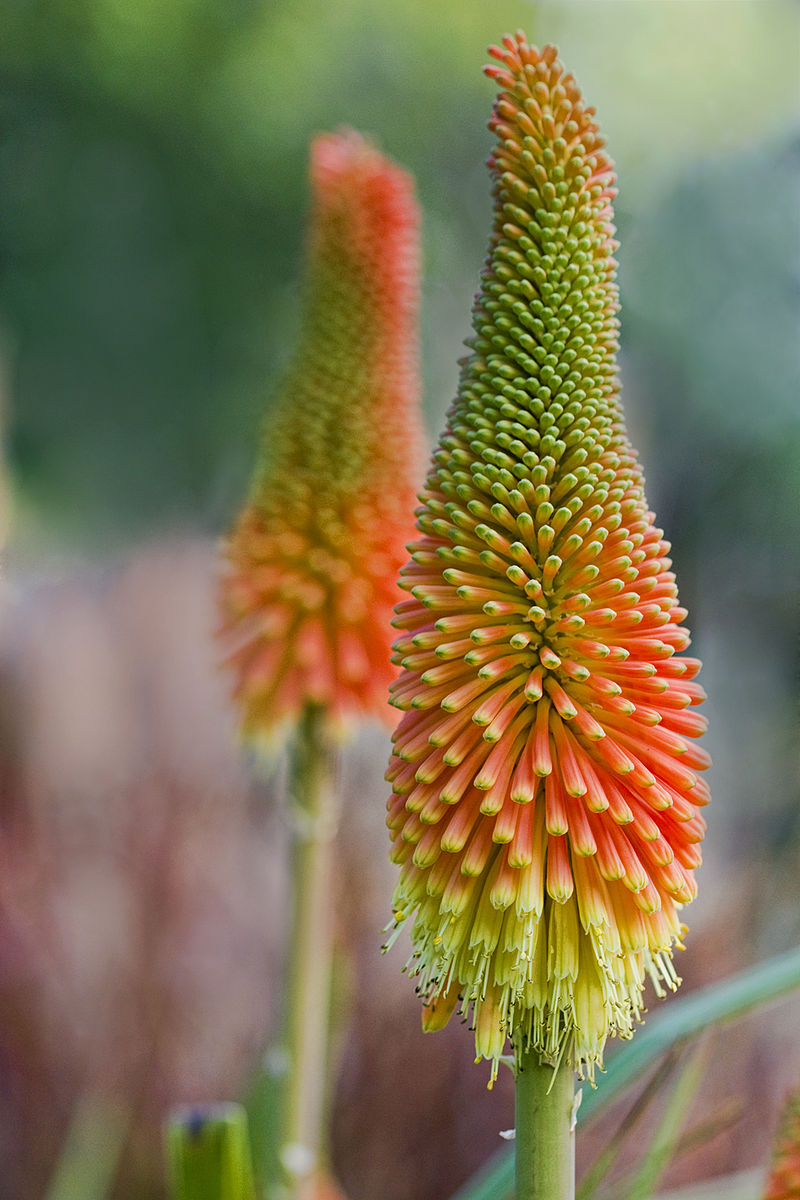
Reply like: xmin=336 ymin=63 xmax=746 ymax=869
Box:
xmin=386 ymin=36 xmax=710 ymax=1084
xmin=221 ymin=130 xmax=422 ymax=742
xmin=764 ymin=1084 xmax=800 ymax=1200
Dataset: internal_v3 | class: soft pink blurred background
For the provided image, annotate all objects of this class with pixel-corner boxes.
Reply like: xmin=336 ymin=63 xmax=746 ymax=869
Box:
xmin=1 ymin=538 xmax=798 ymax=1199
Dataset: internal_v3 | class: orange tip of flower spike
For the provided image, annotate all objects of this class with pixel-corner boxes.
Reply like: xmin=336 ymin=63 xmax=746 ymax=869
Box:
xmin=384 ymin=35 xmax=710 ymax=1084
xmin=220 ymin=130 xmax=424 ymax=744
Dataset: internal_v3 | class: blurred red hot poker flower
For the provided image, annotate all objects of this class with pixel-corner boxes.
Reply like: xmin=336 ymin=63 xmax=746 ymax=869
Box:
xmin=220 ymin=130 xmax=423 ymax=742
xmin=765 ymin=1084 xmax=800 ymax=1200
xmin=385 ymin=36 xmax=710 ymax=1083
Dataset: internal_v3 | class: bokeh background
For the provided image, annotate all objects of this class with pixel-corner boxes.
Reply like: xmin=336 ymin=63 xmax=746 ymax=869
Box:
xmin=0 ymin=1 xmax=799 ymax=1197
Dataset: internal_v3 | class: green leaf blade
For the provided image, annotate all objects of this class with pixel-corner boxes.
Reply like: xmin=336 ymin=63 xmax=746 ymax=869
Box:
xmin=449 ymin=945 xmax=800 ymax=1200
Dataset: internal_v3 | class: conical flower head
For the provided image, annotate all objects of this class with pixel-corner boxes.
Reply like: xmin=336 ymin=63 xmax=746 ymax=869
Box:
xmin=221 ymin=130 xmax=423 ymax=741
xmin=385 ymin=36 xmax=710 ymax=1082
xmin=765 ymin=1084 xmax=800 ymax=1200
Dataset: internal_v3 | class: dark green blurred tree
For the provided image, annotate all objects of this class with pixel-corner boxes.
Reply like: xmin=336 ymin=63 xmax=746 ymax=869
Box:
xmin=0 ymin=0 xmax=524 ymax=543
xmin=1 ymin=0 xmax=304 ymax=538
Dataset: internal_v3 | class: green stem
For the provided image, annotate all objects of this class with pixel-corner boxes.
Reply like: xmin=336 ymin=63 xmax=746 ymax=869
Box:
xmin=165 ymin=1103 xmax=256 ymax=1200
xmin=45 ymin=1093 xmax=128 ymax=1200
xmin=265 ymin=703 xmax=337 ymax=1200
xmin=515 ymin=1052 xmax=575 ymax=1200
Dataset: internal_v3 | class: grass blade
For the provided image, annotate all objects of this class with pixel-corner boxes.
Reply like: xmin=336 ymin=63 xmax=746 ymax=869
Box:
xmin=448 ymin=945 xmax=800 ymax=1200
xmin=576 ymin=1049 xmax=682 ymax=1200
xmin=626 ymin=1037 xmax=711 ymax=1200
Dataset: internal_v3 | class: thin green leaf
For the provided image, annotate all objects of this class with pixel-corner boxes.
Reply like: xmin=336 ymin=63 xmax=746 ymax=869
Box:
xmin=448 ymin=945 xmax=800 ymax=1200
xmin=576 ymin=1049 xmax=682 ymax=1200
xmin=626 ymin=1037 xmax=711 ymax=1200
xmin=672 ymin=1095 xmax=744 ymax=1159
xmin=653 ymin=1165 xmax=764 ymax=1199
xmin=581 ymin=1058 xmax=745 ymax=1200
xmin=165 ymin=1103 xmax=256 ymax=1200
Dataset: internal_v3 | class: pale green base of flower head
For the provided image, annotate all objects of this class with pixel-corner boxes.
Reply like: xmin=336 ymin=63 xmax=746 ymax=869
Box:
xmin=389 ymin=867 xmax=684 ymax=1086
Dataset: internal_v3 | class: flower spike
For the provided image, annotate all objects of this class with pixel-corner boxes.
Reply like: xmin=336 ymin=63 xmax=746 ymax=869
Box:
xmin=221 ymin=130 xmax=423 ymax=743
xmin=765 ymin=1083 xmax=800 ymax=1200
xmin=385 ymin=36 xmax=710 ymax=1084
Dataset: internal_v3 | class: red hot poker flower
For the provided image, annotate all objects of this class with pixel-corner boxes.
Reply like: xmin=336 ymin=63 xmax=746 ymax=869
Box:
xmin=221 ymin=130 xmax=423 ymax=743
xmin=765 ymin=1084 xmax=800 ymax=1200
xmin=385 ymin=37 xmax=710 ymax=1083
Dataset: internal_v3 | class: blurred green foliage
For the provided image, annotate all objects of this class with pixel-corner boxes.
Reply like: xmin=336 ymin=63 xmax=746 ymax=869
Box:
xmin=1 ymin=0 xmax=797 ymax=547
xmin=0 ymin=0 xmax=519 ymax=540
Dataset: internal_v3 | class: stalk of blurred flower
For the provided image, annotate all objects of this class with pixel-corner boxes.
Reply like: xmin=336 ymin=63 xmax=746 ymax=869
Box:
xmin=220 ymin=130 xmax=423 ymax=1200
xmin=764 ymin=1083 xmax=800 ymax=1200
xmin=385 ymin=34 xmax=709 ymax=1200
